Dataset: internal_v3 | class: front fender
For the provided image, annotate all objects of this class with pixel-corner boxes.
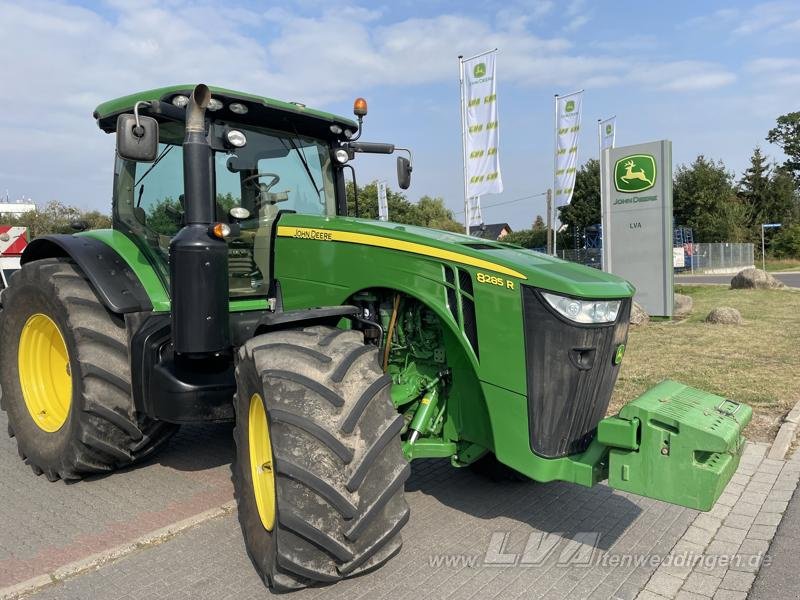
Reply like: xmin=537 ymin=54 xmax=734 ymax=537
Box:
xmin=21 ymin=230 xmax=167 ymax=313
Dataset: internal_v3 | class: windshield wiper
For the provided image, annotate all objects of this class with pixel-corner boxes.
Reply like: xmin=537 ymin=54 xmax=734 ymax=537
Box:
xmin=281 ymin=128 xmax=321 ymax=200
xmin=134 ymin=145 xmax=174 ymax=206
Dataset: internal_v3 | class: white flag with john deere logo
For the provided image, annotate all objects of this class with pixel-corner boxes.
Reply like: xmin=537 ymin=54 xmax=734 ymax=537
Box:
xmin=462 ymin=51 xmax=503 ymax=197
xmin=600 ymin=116 xmax=616 ymax=150
xmin=554 ymin=90 xmax=583 ymax=207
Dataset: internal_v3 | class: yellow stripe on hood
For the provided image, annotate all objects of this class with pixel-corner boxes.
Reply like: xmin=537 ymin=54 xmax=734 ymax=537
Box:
xmin=277 ymin=226 xmax=527 ymax=280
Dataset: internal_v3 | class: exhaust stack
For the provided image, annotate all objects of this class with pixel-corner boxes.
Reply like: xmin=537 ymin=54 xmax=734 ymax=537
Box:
xmin=169 ymin=84 xmax=230 ymax=357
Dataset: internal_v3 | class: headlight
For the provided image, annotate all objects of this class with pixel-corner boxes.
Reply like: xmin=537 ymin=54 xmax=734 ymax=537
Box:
xmin=225 ymin=129 xmax=247 ymax=148
xmin=333 ymin=148 xmax=350 ymax=164
xmin=541 ymin=292 xmax=621 ymax=324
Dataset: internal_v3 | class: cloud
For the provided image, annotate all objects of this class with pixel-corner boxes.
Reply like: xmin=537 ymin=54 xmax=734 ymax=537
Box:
xmin=744 ymin=58 xmax=800 ymax=88
xmin=684 ymin=1 xmax=800 ymax=40
xmin=0 ymin=0 xmax=740 ymax=209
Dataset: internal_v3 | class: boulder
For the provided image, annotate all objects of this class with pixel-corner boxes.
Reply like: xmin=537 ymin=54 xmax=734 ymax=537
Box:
xmin=674 ymin=293 xmax=693 ymax=317
xmin=730 ymin=268 xmax=785 ymax=289
xmin=705 ymin=306 xmax=743 ymax=325
xmin=630 ymin=301 xmax=649 ymax=326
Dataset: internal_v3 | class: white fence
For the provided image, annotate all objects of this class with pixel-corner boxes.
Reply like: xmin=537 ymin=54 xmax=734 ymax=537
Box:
xmin=682 ymin=243 xmax=754 ymax=274
xmin=560 ymin=243 xmax=755 ymax=274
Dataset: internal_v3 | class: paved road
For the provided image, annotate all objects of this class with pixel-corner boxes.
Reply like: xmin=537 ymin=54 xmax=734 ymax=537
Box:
xmin=3 ymin=400 xmax=798 ymax=600
xmin=748 ymin=468 xmax=800 ymax=599
xmin=675 ymin=272 xmax=800 ymax=288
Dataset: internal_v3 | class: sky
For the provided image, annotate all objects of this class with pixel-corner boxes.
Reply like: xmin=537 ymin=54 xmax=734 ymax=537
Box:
xmin=1 ymin=0 xmax=798 ymax=230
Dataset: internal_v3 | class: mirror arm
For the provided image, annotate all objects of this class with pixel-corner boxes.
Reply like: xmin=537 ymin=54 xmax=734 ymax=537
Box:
xmin=395 ymin=147 xmax=413 ymax=168
xmin=132 ymin=101 xmax=152 ymax=137
xmin=342 ymin=164 xmax=358 ymax=217
xmin=350 ymin=116 xmax=364 ymax=142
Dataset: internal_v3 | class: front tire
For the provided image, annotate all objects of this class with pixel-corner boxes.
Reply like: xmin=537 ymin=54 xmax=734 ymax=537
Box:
xmin=233 ymin=325 xmax=410 ymax=591
xmin=0 ymin=258 xmax=177 ymax=481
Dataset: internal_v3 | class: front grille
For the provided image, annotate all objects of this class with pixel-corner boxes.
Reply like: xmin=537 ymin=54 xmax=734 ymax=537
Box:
xmin=457 ymin=268 xmax=479 ymax=359
xmin=522 ymin=286 xmax=630 ymax=458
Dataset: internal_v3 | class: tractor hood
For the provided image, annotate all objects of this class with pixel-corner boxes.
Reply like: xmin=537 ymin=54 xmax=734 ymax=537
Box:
xmin=277 ymin=214 xmax=635 ymax=299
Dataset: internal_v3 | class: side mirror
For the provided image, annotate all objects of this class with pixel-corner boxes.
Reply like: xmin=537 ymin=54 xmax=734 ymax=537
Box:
xmin=397 ymin=156 xmax=412 ymax=190
xmin=116 ymin=114 xmax=159 ymax=162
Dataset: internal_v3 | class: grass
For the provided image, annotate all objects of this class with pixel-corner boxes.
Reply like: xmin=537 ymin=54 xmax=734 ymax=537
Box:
xmin=763 ymin=258 xmax=800 ymax=272
xmin=609 ymin=284 xmax=800 ymax=442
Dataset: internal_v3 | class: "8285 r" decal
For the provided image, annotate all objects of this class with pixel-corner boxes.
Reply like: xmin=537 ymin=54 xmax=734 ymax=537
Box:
xmin=476 ymin=272 xmax=515 ymax=290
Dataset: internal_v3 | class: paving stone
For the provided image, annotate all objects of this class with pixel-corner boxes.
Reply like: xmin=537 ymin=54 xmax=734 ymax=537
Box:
xmin=674 ymin=592 xmax=709 ymax=600
xmin=682 ymin=572 xmax=722 ymax=596
xmin=766 ymin=488 xmax=794 ymax=502
xmin=712 ymin=590 xmax=746 ymax=600
xmin=721 ymin=513 xmax=754 ymax=531
xmin=681 ymin=526 xmax=715 ymax=547
xmin=713 ymin=527 xmax=746 ymax=545
xmin=692 ymin=514 xmax=722 ymax=533
xmin=729 ymin=502 xmax=760 ymax=517
xmin=636 ymin=591 xmax=671 ymax=600
xmin=718 ymin=571 xmax=755 ymax=592
xmin=706 ymin=503 xmax=731 ymax=520
xmin=759 ymin=500 xmax=788 ymax=514
xmin=745 ymin=524 xmax=777 ymax=541
xmin=751 ymin=472 xmax=779 ymax=485
xmin=645 ymin=571 xmax=684 ymax=598
xmin=738 ymin=491 xmax=768 ymax=505
xmin=714 ymin=492 xmax=739 ymax=508
xmin=723 ymin=482 xmax=745 ymax=496
xmin=752 ymin=512 xmax=782 ymax=527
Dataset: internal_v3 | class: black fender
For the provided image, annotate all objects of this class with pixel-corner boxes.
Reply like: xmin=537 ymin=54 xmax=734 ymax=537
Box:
xmin=21 ymin=235 xmax=153 ymax=313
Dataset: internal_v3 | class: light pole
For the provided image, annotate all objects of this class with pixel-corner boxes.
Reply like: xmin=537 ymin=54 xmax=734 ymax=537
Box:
xmin=761 ymin=223 xmax=781 ymax=271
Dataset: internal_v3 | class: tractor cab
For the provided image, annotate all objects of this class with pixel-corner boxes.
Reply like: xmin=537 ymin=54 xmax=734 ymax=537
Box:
xmin=95 ymin=85 xmax=410 ymax=298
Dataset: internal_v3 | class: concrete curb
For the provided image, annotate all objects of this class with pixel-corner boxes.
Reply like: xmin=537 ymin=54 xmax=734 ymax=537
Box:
xmin=637 ymin=441 xmax=800 ymax=600
xmin=0 ymin=501 xmax=235 ymax=600
xmin=767 ymin=398 xmax=800 ymax=460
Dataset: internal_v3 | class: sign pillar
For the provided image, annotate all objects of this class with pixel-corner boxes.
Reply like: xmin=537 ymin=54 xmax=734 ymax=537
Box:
xmin=601 ymin=140 xmax=673 ymax=317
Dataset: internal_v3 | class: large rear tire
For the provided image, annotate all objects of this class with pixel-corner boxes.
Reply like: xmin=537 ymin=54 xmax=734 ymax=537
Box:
xmin=233 ymin=325 xmax=410 ymax=591
xmin=0 ymin=258 xmax=177 ymax=481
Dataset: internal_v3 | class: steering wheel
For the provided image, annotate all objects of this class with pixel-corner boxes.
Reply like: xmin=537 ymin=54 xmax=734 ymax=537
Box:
xmin=242 ymin=172 xmax=280 ymax=193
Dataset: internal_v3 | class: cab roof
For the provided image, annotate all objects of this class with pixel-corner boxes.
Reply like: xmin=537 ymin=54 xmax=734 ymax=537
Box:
xmin=93 ymin=84 xmax=358 ymax=137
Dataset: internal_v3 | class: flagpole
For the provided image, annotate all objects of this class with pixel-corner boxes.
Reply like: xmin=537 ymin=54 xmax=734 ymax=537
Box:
xmin=458 ymin=55 xmax=470 ymax=235
xmin=597 ymin=119 xmax=602 ymax=161
xmin=552 ymin=94 xmax=558 ymax=256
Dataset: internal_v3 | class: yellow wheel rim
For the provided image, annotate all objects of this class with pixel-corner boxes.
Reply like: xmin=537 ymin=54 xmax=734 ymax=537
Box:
xmin=18 ymin=313 xmax=72 ymax=433
xmin=248 ymin=393 xmax=276 ymax=531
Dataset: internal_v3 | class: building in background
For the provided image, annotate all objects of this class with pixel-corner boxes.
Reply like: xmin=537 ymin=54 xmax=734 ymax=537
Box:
xmin=473 ymin=222 xmax=512 ymax=240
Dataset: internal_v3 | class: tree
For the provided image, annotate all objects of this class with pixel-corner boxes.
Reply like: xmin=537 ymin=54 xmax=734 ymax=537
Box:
xmin=737 ymin=147 xmax=771 ymax=229
xmin=673 ymin=156 xmax=748 ymax=242
xmin=766 ymin=112 xmax=800 ymax=182
xmin=557 ymin=159 xmax=601 ymax=249
xmin=345 ymin=181 xmax=462 ymax=232
xmin=2 ymin=200 xmax=111 ymax=238
xmin=503 ymin=214 xmax=549 ymax=250
xmin=771 ymin=223 xmax=800 ymax=258
xmin=737 ymin=148 xmax=799 ymax=238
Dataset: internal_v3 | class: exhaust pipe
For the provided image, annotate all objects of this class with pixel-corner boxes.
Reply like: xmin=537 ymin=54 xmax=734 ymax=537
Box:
xmin=169 ymin=84 xmax=230 ymax=357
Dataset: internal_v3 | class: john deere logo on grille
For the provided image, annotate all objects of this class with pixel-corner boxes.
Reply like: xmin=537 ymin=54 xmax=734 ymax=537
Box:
xmin=614 ymin=154 xmax=656 ymax=193
xmin=473 ymin=63 xmax=486 ymax=78
xmin=565 ymin=100 xmax=575 ymax=113
xmin=605 ymin=124 xmax=613 ymax=135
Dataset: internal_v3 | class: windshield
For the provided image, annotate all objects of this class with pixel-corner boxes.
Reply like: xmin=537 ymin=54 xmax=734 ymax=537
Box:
xmin=118 ymin=122 xmax=336 ymax=298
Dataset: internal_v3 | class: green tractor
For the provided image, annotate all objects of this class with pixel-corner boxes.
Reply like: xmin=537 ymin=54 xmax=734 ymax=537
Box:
xmin=0 ymin=84 xmax=751 ymax=591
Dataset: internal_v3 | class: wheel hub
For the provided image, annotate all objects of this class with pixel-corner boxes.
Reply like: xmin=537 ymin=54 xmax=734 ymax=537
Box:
xmin=248 ymin=393 xmax=276 ymax=531
xmin=18 ymin=313 xmax=72 ymax=432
